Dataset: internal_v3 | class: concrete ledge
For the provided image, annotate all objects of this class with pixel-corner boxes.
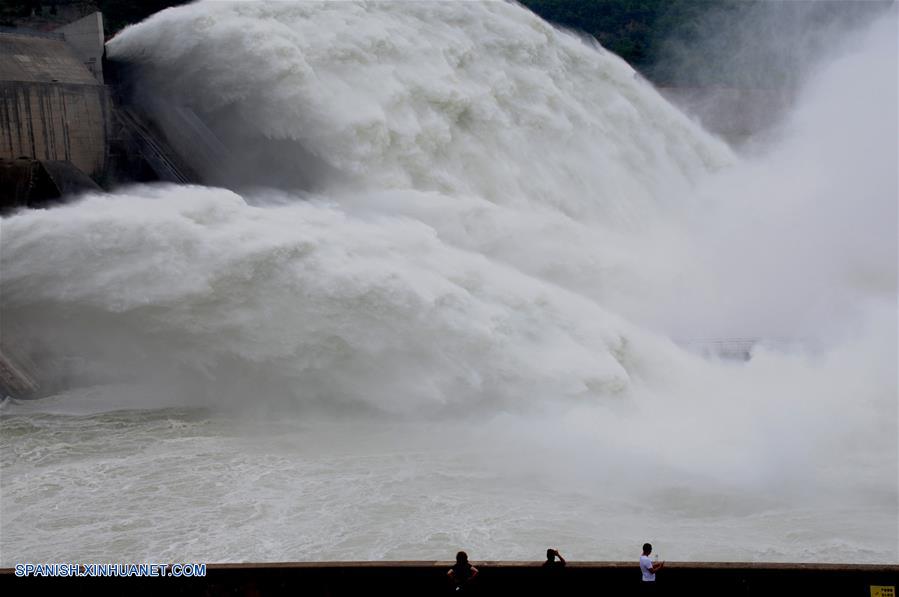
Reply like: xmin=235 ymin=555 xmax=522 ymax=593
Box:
xmin=2 ymin=561 xmax=896 ymax=596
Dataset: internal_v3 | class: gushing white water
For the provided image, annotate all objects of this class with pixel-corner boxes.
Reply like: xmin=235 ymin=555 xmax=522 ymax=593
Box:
xmin=1 ymin=1 xmax=895 ymax=564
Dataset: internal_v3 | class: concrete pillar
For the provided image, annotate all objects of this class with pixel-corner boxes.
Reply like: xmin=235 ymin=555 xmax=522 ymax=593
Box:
xmin=57 ymin=12 xmax=105 ymax=84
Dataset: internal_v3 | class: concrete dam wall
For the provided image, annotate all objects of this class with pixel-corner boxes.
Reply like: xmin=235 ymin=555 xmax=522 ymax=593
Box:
xmin=0 ymin=12 xmax=196 ymax=211
xmin=0 ymin=27 xmax=108 ymax=180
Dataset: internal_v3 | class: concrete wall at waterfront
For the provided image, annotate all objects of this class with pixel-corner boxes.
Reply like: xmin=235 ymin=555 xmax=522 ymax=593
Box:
xmin=2 ymin=561 xmax=896 ymax=596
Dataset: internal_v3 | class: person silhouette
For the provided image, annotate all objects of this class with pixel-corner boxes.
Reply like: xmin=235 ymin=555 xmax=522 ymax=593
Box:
xmin=541 ymin=548 xmax=567 ymax=591
xmin=640 ymin=542 xmax=664 ymax=591
xmin=447 ymin=551 xmax=479 ymax=592
xmin=543 ymin=548 xmax=566 ymax=568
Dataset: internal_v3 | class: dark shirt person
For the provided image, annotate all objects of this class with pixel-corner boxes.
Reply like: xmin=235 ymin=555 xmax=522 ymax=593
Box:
xmin=448 ymin=551 xmax=478 ymax=592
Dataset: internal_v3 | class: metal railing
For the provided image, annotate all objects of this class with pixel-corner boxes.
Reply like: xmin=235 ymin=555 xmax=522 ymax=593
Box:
xmin=116 ymin=107 xmax=193 ymax=184
xmin=0 ymin=26 xmax=65 ymax=41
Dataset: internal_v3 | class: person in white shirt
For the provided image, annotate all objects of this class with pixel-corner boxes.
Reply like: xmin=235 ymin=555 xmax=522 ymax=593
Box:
xmin=640 ymin=542 xmax=664 ymax=588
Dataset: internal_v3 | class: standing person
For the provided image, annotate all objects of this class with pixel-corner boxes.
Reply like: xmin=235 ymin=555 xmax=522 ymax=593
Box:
xmin=639 ymin=543 xmax=664 ymax=591
xmin=447 ymin=551 xmax=479 ymax=592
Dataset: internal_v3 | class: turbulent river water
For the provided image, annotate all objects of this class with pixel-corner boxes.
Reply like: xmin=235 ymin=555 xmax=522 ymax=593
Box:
xmin=1 ymin=1 xmax=896 ymax=564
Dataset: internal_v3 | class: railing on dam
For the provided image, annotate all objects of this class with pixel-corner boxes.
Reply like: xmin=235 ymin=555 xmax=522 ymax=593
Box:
xmin=0 ymin=27 xmax=65 ymax=41
xmin=116 ymin=107 xmax=194 ymax=185
xmin=2 ymin=561 xmax=897 ymax=596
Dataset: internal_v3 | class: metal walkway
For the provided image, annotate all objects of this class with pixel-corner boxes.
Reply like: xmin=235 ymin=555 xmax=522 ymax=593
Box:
xmin=116 ymin=107 xmax=194 ymax=184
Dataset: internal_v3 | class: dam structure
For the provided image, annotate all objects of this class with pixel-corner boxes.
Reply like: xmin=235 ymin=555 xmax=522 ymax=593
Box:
xmin=0 ymin=11 xmax=209 ymax=399
xmin=0 ymin=13 xmax=107 ymax=208
xmin=0 ymin=11 xmax=203 ymax=215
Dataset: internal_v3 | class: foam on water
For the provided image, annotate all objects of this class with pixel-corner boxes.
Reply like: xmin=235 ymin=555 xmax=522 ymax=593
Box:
xmin=1 ymin=0 xmax=896 ymax=564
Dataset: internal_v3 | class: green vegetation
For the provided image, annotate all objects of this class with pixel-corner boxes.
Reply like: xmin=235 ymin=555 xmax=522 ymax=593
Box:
xmin=520 ymin=0 xmax=731 ymax=81
xmin=521 ymin=0 xmax=891 ymax=87
xmin=95 ymin=0 xmax=190 ymax=37
xmin=1 ymin=1 xmax=44 ymax=26
xmin=0 ymin=0 xmax=189 ymax=36
xmin=522 ymin=0 xmax=659 ymax=67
